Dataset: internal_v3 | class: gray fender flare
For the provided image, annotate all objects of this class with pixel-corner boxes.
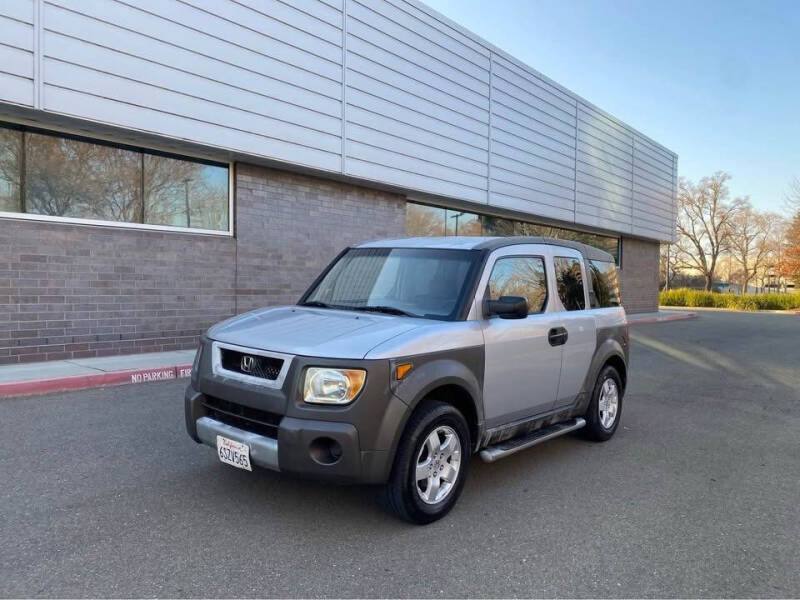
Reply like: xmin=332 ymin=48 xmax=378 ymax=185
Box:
xmin=389 ymin=358 xmax=484 ymax=455
xmin=576 ymin=338 xmax=627 ymax=414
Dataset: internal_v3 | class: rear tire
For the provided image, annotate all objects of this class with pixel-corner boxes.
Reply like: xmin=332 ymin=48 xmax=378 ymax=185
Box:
xmin=583 ymin=365 xmax=623 ymax=441
xmin=381 ymin=400 xmax=471 ymax=524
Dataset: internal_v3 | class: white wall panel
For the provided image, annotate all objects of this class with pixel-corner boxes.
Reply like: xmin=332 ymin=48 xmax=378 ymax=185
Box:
xmin=344 ymin=0 xmax=490 ymax=203
xmin=633 ymin=136 xmax=676 ymax=239
xmin=0 ymin=0 xmax=34 ymax=106
xmin=489 ymin=55 xmax=577 ymax=223
xmin=39 ymin=0 xmax=344 ymax=171
xmin=574 ymin=103 xmax=634 ymax=234
xmin=0 ymin=0 xmax=678 ymax=240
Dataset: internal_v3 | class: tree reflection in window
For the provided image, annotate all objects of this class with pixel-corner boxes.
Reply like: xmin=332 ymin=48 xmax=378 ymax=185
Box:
xmin=554 ymin=256 xmax=586 ymax=311
xmin=406 ymin=203 xmax=446 ymax=236
xmin=589 ymin=260 xmax=621 ymax=308
xmin=0 ymin=124 xmax=230 ymax=232
xmin=25 ymin=133 xmax=141 ymax=222
xmin=144 ymin=154 xmax=228 ymax=231
xmin=0 ymin=128 xmax=21 ymax=212
xmin=487 ymin=256 xmax=547 ymax=314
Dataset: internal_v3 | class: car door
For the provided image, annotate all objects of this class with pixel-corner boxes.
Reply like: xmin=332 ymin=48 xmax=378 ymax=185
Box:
xmin=551 ymin=252 xmax=597 ymax=408
xmin=476 ymin=245 xmax=564 ymax=428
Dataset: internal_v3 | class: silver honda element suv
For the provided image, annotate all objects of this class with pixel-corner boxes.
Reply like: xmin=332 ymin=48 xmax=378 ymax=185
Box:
xmin=186 ymin=237 xmax=628 ymax=524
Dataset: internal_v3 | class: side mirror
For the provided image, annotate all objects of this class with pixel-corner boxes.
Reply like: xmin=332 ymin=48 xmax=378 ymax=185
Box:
xmin=485 ymin=295 xmax=528 ymax=319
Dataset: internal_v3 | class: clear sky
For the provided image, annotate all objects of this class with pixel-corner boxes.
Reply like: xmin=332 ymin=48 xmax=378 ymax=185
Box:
xmin=424 ymin=0 xmax=800 ymax=213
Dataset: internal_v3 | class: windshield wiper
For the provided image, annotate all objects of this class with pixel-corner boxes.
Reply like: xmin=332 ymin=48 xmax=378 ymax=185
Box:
xmin=358 ymin=305 xmax=418 ymax=317
xmin=300 ymin=301 xmax=332 ymax=308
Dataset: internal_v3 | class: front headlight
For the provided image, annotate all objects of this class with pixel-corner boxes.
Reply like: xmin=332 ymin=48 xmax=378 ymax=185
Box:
xmin=303 ymin=367 xmax=366 ymax=405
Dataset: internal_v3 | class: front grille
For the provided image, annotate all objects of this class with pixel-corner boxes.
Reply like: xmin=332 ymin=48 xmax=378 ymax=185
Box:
xmin=202 ymin=396 xmax=281 ymax=439
xmin=220 ymin=348 xmax=283 ymax=380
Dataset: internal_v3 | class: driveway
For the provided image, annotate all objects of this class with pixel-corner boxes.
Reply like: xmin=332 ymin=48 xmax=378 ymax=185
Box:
xmin=1 ymin=311 xmax=798 ymax=597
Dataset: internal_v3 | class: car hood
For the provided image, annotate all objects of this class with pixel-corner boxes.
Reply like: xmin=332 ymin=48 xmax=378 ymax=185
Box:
xmin=207 ymin=306 xmax=426 ymax=359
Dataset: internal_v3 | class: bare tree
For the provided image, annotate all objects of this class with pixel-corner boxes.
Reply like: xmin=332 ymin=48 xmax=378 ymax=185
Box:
xmin=728 ymin=201 xmax=775 ymax=294
xmin=659 ymin=243 xmax=679 ymax=290
xmin=785 ymin=177 xmax=800 ymax=214
xmin=674 ymin=172 xmax=743 ymax=291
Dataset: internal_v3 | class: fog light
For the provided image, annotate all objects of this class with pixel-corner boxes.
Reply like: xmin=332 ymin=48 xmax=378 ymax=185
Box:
xmin=309 ymin=437 xmax=342 ymax=465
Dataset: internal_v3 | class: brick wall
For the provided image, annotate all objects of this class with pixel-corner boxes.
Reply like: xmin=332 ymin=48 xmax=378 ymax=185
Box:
xmin=1 ymin=164 xmax=659 ymax=364
xmin=235 ymin=165 xmax=406 ymax=312
xmin=0 ymin=219 xmax=236 ymax=364
xmin=619 ymin=236 xmax=660 ymax=314
xmin=0 ymin=166 xmax=406 ymax=364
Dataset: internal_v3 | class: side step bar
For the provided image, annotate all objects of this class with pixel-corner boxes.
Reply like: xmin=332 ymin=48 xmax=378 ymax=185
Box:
xmin=479 ymin=417 xmax=586 ymax=463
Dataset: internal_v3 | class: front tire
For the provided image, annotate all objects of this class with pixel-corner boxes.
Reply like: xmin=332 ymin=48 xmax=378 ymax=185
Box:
xmin=583 ymin=365 xmax=623 ymax=441
xmin=381 ymin=400 xmax=471 ymax=524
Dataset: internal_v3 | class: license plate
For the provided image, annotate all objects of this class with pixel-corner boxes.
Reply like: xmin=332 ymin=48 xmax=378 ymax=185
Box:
xmin=216 ymin=435 xmax=252 ymax=471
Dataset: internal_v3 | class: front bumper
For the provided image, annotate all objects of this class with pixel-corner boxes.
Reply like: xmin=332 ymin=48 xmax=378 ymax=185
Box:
xmin=185 ymin=383 xmax=405 ymax=484
xmin=196 ymin=416 xmax=279 ymax=470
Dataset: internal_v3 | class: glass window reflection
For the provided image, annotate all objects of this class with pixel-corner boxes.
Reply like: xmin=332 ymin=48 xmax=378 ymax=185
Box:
xmin=406 ymin=203 xmax=446 ymax=236
xmin=25 ymin=133 xmax=142 ymax=222
xmin=488 ymin=256 xmax=548 ymax=313
xmin=589 ymin=260 xmax=621 ymax=308
xmin=0 ymin=128 xmax=21 ymax=212
xmin=409 ymin=202 xmax=620 ymax=264
xmin=445 ymin=209 xmax=481 ymax=236
xmin=144 ymin=155 xmax=228 ymax=231
xmin=0 ymin=123 xmax=230 ymax=232
xmin=554 ymin=256 xmax=586 ymax=311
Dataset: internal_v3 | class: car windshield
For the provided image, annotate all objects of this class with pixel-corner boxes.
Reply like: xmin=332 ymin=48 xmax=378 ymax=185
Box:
xmin=302 ymin=247 xmax=480 ymax=320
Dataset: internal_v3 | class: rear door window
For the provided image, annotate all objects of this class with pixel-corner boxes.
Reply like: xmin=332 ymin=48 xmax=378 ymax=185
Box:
xmin=487 ymin=256 xmax=548 ymax=314
xmin=553 ymin=257 xmax=586 ymax=311
xmin=588 ymin=260 xmax=621 ymax=308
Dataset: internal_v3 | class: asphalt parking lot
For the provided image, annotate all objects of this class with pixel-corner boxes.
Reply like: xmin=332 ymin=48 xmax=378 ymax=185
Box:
xmin=2 ymin=310 xmax=799 ymax=598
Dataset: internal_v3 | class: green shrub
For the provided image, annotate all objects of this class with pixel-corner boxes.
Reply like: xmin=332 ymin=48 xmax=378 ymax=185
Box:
xmin=659 ymin=289 xmax=800 ymax=311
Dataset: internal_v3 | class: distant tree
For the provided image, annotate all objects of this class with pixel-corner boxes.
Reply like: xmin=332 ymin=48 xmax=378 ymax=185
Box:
xmin=728 ymin=201 xmax=775 ymax=294
xmin=659 ymin=243 xmax=679 ymax=290
xmin=674 ymin=172 xmax=744 ymax=291
xmin=777 ymin=212 xmax=800 ymax=283
xmin=785 ymin=177 xmax=800 ymax=213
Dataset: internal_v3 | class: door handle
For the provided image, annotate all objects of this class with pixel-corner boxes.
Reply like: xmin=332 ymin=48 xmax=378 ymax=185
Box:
xmin=548 ymin=327 xmax=568 ymax=346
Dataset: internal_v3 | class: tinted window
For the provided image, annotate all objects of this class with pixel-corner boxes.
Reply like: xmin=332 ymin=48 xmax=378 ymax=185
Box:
xmin=304 ymin=247 xmax=479 ymax=320
xmin=0 ymin=128 xmax=21 ymax=212
xmin=25 ymin=133 xmax=142 ymax=222
xmin=554 ymin=257 xmax=586 ymax=311
xmin=487 ymin=256 xmax=547 ymax=314
xmin=143 ymin=154 xmax=229 ymax=231
xmin=589 ymin=260 xmax=621 ymax=308
xmin=0 ymin=123 xmax=230 ymax=232
xmin=407 ymin=201 xmax=620 ymax=264
xmin=445 ymin=209 xmax=481 ymax=236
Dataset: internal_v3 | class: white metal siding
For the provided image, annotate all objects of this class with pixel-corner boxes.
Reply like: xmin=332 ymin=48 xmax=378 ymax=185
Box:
xmin=575 ymin=103 xmax=634 ymax=234
xmin=0 ymin=0 xmax=35 ymax=106
xmin=490 ymin=55 xmax=577 ymax=223
xmin=41 ymin=0 xmax=344 ymax=171
xmin=0 ymin=0 xmax=678 ymax=241
xmin=344 ymin=0 xmax=490 ymax=203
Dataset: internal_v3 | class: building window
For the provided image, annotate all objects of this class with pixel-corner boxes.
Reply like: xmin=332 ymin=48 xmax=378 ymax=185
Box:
xmin=406 ymin=201 xmax=620 ymax=264
xmin=0 ymin=128 xmax=22 ymax=212
xmin=0 ymin=123 xmax=230 ymax=233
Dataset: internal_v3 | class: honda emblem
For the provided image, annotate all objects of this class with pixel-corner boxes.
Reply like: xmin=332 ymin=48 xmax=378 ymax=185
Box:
xmin=240 ymin=355 xmax=255 ymax=373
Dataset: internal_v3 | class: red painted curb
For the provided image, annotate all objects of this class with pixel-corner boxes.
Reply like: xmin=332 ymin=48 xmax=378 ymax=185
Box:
xmin=628 ymin=312 xmax=699 ymax=325
xmin=0 ymin=364 xmax=193 ymax=398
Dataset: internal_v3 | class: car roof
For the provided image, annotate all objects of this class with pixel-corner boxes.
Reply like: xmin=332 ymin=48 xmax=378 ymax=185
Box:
xmin=356 ymin=236 xmax=616 ymax=263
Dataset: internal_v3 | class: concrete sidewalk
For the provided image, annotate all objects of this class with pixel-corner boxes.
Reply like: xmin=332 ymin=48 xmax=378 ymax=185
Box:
xmin=627 ymin=309 xmax=698 ymax=325
xmin=0 ymin=350 xmax=195 ymax=398
xmin=0 ymin=310 xmax=697 ymax=398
